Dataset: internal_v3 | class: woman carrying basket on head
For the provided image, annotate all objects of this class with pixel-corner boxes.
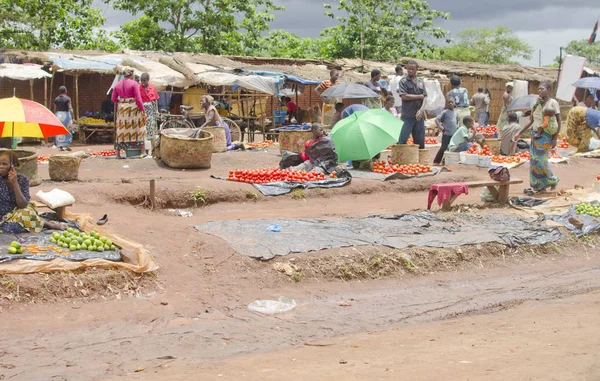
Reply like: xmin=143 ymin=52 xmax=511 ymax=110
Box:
xmin=111 ymin=68 xmax=147 ymax=158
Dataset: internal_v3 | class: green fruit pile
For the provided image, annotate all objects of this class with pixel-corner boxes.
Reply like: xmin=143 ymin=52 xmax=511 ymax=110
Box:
xmin=48 ymin=228 xmax=116 ymax=252
xmin=574 ymin=202 xmax=600 ymax=218
xmin=7 ymin=241 xmax=23 ymax=254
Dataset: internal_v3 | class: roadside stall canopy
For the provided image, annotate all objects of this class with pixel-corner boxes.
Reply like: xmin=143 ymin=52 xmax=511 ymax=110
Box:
xmin=0 ymin=63 xmax=51 ymax=80
xmin=194 ymin=72 xmax=279 ymax=95
xmin=45 ymin=53 xmax=116 ymax=73
xmin=249 ymin=70 xmax=321 ymax=85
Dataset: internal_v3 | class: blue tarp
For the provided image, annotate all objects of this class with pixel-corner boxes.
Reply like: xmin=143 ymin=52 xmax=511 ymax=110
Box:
xmin=250 ymin=70 xmax=321 ymax=85
xmin=51 ymin=58 xmax=116 ymax=72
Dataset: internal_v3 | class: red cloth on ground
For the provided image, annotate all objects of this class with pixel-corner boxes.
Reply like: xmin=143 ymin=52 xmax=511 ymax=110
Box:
xmin=427 ymin=183 xmax=469 ymax=209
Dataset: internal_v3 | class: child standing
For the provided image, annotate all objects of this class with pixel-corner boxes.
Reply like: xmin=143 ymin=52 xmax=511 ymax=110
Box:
xmin=433 ymin=98 xmax=460 ymax=165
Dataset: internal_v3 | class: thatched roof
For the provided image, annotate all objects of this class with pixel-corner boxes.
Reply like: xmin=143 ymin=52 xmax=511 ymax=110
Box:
xmin=0 ymin=48 xmax=560 ymax=85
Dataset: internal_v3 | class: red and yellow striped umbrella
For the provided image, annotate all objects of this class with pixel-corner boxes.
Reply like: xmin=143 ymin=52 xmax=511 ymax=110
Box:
xmin=0 ymin=97 xmax=70 ymax=138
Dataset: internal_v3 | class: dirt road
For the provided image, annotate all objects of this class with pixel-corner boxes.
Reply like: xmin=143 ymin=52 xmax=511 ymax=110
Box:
xmin=1 ymin=144 xmax=599 ymax=380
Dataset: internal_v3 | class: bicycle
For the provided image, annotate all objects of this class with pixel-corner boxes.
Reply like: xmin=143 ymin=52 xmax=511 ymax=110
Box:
xmin=158 ymin=105 xmax=196 ymax=130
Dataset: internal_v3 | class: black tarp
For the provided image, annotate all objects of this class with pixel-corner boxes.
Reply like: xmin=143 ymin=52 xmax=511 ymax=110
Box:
xmin=544 ymin=203 xmax=600 ymax=237
xmin=195 ymin=212 xmax=563 ymax=260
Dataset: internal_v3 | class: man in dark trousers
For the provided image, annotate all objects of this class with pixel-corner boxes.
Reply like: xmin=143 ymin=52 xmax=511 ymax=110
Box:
xmin=398 ymin=60 xmax=427 ymax=149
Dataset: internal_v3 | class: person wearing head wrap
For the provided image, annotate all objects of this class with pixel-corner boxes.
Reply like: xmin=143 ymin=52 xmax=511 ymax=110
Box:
xmin=199 ymin=95 xmax=243 ymax=151
xmin=111 ymin=68 xmax=147 ymax=157
xmin=53 ymin=86 xmax=75 ymax=151
xmin=497 ymin=82 xmax=514 ymax=129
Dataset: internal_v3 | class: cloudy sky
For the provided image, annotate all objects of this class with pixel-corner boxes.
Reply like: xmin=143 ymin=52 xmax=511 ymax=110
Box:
xmin=94 ymin=0 xmax=599 ymax=67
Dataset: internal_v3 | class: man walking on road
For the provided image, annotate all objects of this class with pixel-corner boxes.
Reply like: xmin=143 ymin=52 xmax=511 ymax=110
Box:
xmin=398 ymin=60 xmax=428 ymax=149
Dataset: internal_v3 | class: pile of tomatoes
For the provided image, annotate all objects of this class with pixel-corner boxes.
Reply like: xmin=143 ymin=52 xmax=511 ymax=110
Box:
xmin=406 ymin=138 xmax=438 ymax=145
xmin=492 ymin=155 xmax=522 ymax=164
xmin=247 ymin=140 xmax=276 ymax=149
xmin=466 ymin=146 xmax=479 ymax=154
xmin=477 ymin=145 xmax=492 ymax=156
xmin=91 ymin=150 xmax=116 ymax=157
xmin=372 ymin=161 xmax=432 ymax=175
xmin=514 ymin=151 xmax=531 ymax=160
xmin=473 ymin=125 xmax=498 ymax=136
xmin=550 ymin=150 xmax=564 ymax=159
xmin=37 ymin=156 xmax=49 ymax=163
xmin=556 ymin=137 xmax=570 ymax=149
xmin=227 ymin=168 xmax=327 ymax=183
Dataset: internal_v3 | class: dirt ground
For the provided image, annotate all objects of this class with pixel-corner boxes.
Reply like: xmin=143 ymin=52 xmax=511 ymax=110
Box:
xmin=1 ymin=142 xmax=600 ymax=380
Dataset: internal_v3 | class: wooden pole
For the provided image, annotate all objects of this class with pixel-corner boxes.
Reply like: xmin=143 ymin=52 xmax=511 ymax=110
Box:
xmin=149 ymin=179 xmax=156 ymax=210
xmin=29 ymin=79 xmax=34 ymax=101
xmin=49 ymin=71 xmax=55 ymax=108
xmin=44 ymin=77 xmax=48 ymax=108
xmin=74 ymin=74 xmax=80 ymax=121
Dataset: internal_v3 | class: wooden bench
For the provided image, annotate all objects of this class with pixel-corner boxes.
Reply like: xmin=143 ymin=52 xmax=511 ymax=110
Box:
xmin=34 ymin=202 xmax=73 ymax=220
xmin=440 ymin=178 xmax=524 ymax=211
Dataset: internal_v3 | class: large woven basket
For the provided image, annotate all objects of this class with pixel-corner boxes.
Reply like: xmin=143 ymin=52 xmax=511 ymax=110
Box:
xmin=203 ymin=126 xmax=227 ymax=153
xmin=0 ymin=149 xmax=41 ymax=186
xmin=391 ymin=144 xmax=419 ymax=165
xmin=279 ymin=130 xmax=312 ymax=153
xmin=160 ymin=129 xmax=213 ymax=169
xmin=49 ymin=155 xmax=82 ymax=181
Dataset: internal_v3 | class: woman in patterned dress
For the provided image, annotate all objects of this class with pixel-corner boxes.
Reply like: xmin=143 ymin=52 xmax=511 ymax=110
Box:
xmin=139 ymin=72 xmax=159 ymax=156
xmin=111 ymin=69 xmax=147 ymax=157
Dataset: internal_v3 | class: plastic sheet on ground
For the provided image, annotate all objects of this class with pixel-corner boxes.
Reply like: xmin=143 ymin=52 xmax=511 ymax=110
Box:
xmin=195 ymin=212 xmax=563 ymax=260
xmin=0 ymin=212 xmax=159 ymax=274
xmin=348 ymin=166 xmax=447 ymax=181
xmin=0 ymin=234 xmax=121 ymax=264
xmin=544 ymin=204 xmax=600 ymax=237
xmin=211 ymin=175 xmax=351 ymax=196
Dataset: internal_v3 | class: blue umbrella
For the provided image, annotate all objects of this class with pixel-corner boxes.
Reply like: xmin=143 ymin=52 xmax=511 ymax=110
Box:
xmin=572 ymin=77 xmax=600 ymax=90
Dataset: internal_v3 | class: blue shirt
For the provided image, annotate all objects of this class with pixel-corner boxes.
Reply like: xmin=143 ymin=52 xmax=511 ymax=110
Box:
xmin=587 ymin=108 xmax=600 ymax=128
xmin=436 ymin=109 xmax=460 ymax=136
xmin=342 ymin=104 xmax=369 ymax=118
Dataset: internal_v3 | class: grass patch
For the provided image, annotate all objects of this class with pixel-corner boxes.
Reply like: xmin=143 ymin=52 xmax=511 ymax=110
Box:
xmin=290 ymin=188 xmax=306 ymax=200
xmin=189 ymin=187 xmax=208 ymax=206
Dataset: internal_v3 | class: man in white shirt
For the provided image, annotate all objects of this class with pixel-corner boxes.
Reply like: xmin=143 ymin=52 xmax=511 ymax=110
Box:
xmin=388 ymin=64 xmax=404 ymax=114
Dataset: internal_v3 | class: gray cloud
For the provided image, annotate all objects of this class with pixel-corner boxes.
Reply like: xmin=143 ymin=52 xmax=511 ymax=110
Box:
xmin=93 ymin=0 xmax=599 ymax=65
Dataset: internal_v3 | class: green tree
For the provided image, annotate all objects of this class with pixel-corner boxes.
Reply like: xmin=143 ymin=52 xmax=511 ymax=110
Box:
xmin=0 ymin=0 xmax=108 ymax=50
xmin=107 ymin=0 xmax=284 ymax=54
xmin=321 ymin=0 xmax=450 ymax=61
xmin=442 ymin=26 xmax=533 ymax=64
xmin=258 ymin=30 xmax=324 ymax=59
xmin=555 ymin=40 xmax=600 ymax=66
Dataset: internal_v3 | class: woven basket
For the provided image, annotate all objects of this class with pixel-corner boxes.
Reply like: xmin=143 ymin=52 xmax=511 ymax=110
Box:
xmin=0 ymin=149 xmax=41 ymax=186
xmin=203 ymin=126 xmax=227 ymax=153
xmin=160 ymin=129 xmax=213 ymax=169
xmin=418 ymin=149 xmax=431 ymax=165
xmin=279 ymin=130 xmax=312 ymax=153
xmin=48 ymin=155 xmax=82 ymax=181
xmin=391 ymin=144 xmax=419 ymax=165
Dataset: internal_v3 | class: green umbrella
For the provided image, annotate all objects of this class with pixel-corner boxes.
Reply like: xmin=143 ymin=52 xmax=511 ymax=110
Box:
xmin=331 ymin=109 xmax=403 ymax=162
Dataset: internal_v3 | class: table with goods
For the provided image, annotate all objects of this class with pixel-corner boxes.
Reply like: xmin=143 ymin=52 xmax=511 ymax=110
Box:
xmin=78 ymin=117 xmax=115 ymax=143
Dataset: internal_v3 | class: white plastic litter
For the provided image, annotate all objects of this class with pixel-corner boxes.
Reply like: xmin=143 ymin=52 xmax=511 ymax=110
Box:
xmin=247 ymin=296 xmax=297 ymax=314
xmin=35 ymin=189 xmax=75 ymax=209
xmin=123 ymin=165 xmax=130 ymax=169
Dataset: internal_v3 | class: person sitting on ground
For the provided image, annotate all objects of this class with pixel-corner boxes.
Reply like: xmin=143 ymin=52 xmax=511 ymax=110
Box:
xmin=500 ymin=113 xmax=522 ymax=156
xmin=101 ymin=92 xmax=115 ymax=123
xmin=448 ymin=116 xmax=480 ymax=153
xmin=382 ymin=95 xmax=398 ymax=117
xmin=291 ymin=123 xmax=337 ymax=174
xmin=0 ymin=151 xmax=66 ymax=234
xmin=286 ymin=97 xmax=298 ymax=123
xmin=331 ymin=102 xmax=345 ymax=126
xmin=341 ymin=104 xmax=369 ymax=119
xmin=199 ymin=95 xmax=244 ymax=151
xmin=433 ymin=97 xmax=460 ymax=165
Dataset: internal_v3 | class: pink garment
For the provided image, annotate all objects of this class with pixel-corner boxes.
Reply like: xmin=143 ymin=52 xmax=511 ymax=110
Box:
xmin=112 ymin=78 xmax=144 ymax=110
xmin=427 ymin=183 xmax=469 ymax=209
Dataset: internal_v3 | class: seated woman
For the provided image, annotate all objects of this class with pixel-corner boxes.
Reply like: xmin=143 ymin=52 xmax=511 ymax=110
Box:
xmin=199 ymin=95 xmax=243 ymax=151
xmin=0 ymin=151 xmax=65 ymax=234
xmin=566 ymin=106 xmax=600 ymax=152
xmin=291 ymin=124 xmax=337 ymax=174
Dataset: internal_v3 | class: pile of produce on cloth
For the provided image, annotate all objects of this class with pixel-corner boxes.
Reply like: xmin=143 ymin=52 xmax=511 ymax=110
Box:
xmin=90 ymin=150 xmax=117 ymax=157
xmin=247 ymin=140 xmax=277 ymax=149
xmin=473 ymin=124 xmax=499 ymax=138
xmin=371 ymin=161 xmax=432 ymax=175
xmin=492 ymin=155 xmax=523 ymax=164
xmin=556 ymin=137 xmax=570 ymax=149
xmin=37 ymin=155 xmax=49 ymax=163
xmin=227 ymin=168 xmax=333 ymax=184
xmin=466 ymin=145 xmax=492 ymax=156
